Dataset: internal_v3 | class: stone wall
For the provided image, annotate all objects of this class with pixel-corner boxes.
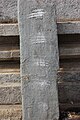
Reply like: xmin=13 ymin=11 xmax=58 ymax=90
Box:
xmin=0 ymin=0 xmax=80 ymax=23
xmin=1 ymin=0 xmax=80 ymax=119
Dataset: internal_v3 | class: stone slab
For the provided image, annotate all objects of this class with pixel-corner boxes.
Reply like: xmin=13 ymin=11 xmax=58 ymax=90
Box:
xmin=18 ymin=0 xmax=59 ymax=120
xmin=0 ymin=81 xmax=80 ymax=109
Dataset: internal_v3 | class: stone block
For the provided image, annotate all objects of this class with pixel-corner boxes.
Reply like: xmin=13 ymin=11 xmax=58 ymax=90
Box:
xmin=0 ymin=105 xmax=22 ymax=120
xmin=0 ymin=83 xmax=21 ymax=104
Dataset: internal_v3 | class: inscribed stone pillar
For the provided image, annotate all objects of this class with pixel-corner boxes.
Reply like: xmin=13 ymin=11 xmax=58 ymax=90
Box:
xmin=18 ymin=0 xmax=59 ymax=120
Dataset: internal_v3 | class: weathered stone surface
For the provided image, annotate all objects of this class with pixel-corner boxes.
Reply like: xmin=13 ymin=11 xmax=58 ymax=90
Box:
xmin=19 ymin=0 xmax=59 ymax=120
xmin=0 ymin=24 xmax=19 ymax=36
xmin=1 ymin=22 xmax=80 ymax=36
xmin=58 ymin=71 xmax=80 ymax=82
xmin=0 ymin=81 xmax=80 ymax=109
xmin=0 ymin=105 xmax=22 ymax=120
xmin=56 ymin=0 xmax=80 ymax=21
xmin=57 ymin=22 xmax=80 ymax=34
xmin=0 ymin=83 xmax=21 ymax=104
xmin=0 ymin=0 xmax=17 ymax=23
xmin=0 ymin=73 xmax=20 ymax=83
xmin=1 ymin=0 xmax=80 ymax=22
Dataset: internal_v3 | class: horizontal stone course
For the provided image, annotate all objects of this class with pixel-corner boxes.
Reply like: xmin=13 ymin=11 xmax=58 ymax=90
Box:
xmin=0 ymin=24 xmax=19 ymax=36
xmin=0 ymin=73 xmax=20 ymax=83
xmin=1 ymin=0 xmax=80 ymax=22
xmin=0 ymin=0 xmax=17 ymax=23
xmin=0 ymin=50 xmax=20 ymax=60
xmin=0 ymin=78 xmax=80 ymax=107
xmin=59 ymin=44 xmax=80 ymax=59
xmin=0 ymin=105 xmax=22 ymax=120
xmin=0 ymin=83 xmax=21 ymax=104
xmin=58 ymin=82 xmax=80 ymax=103
xmin=57 ymin=21 xmax=80 ymax=34
xmin=1 ymin=23 xmax=80 ymax=36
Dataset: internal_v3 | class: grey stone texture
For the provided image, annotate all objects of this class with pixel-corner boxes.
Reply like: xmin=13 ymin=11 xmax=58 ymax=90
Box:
xmin=2 ymin=22 xmax=80 ymax=37
xmin=0 ymin=83 xmax=21 ymax=104
xmin=0 ymin=73 xmax=20 ymax=83
xmin=1 ymin=22 xmax=80 ymax=37
xmin=1 ymin=0 xmax=80 ymax=22
xmin=56 ymin=0 xmax=80 ymax=20
xmin=58 ymin=71 xmax=80 ymax=82
xmin=0 ymin=71 xmax=79 ymax=108
xmin=0 ymin=0 xmax=17 ymax=23
xmin=57 ymin=22 xmax=80 ymax=34
xmin=0 ymin=78 xmax=80 ymax=107
xmin=18 ymin=0 xmax=59 ymax=120
xmin=0 ymin=24 xmax=19 ymax=36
